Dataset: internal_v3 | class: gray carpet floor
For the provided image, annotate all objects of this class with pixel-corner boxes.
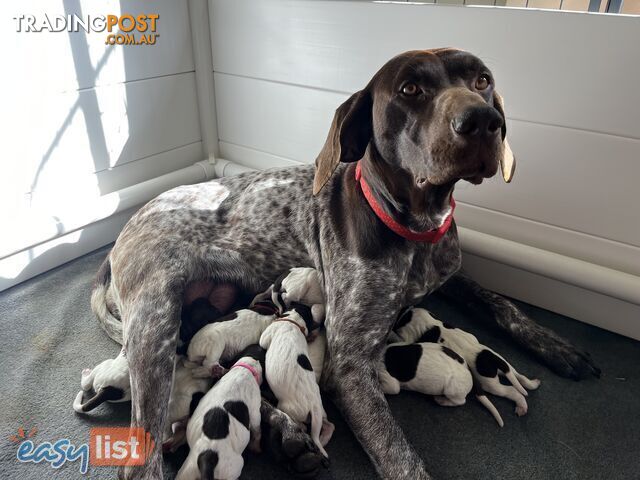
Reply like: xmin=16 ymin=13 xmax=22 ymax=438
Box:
xmin=0 ymin=245 xmax=638 ymax=480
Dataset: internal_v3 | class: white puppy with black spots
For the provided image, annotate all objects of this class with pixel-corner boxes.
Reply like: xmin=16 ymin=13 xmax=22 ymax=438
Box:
xmin=259 ymin=307 xmax=330 ymax=457
xmin=163 ymin=356 xmax=213 ymax=452
xmin=378 ymin=342 xmax=504 ymax=426
xmin=176 ymin=354 xmax=263 ymax=480
xmin=73 ymin=348 xmax=130 ymax=413
xmin=395 ymin=307 xmax=541 ymax=416
xmin=271 ymin=267 xmax=326 ymax=326
xmin=378 ymin=342 xmax=471 ymax=405
xmin=187 ymin=301 xmax=279 ymax=378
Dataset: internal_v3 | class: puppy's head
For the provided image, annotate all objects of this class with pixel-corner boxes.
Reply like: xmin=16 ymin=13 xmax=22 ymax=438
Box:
xmin=236 ymin=344 xmax=266 ymax=372
xmin=313 ymin=48 xmax=515 ymax=197
xmin=235 ymin=355 xmax=264 ymax=386
xmin=271 ymin=270 xmax=290 ymax=314
xmin=289 ymin=302 xmax=321 ymax=341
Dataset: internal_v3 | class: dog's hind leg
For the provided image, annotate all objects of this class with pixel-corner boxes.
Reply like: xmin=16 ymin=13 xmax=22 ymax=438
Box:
xmin=438 ymin=271 xmax=600 ymax=380
xmin=119 ymin=284 xmax=181 ymax=480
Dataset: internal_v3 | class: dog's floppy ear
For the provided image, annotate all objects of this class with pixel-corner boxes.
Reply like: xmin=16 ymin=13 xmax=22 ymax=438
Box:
xmin=492 ymin=91 xmax=516 ymax=183
xmin=313 ymin=89 xmax=373 ymax=195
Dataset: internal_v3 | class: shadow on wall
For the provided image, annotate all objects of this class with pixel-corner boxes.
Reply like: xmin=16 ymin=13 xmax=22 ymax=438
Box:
xmin=2 ymin=0 xmax=154 ymax=289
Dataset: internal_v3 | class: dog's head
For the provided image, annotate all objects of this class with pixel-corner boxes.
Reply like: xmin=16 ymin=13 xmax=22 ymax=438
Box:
xmin=313 ymin=48 xmax=515 ymax=195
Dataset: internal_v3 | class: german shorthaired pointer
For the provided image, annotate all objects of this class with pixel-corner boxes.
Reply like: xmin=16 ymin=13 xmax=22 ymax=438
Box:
xmin=91 ymin=49 xmax=599 ymax=479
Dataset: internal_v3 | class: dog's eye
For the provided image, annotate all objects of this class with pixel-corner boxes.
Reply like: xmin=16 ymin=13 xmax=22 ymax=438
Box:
xmin=475 ymin=74 xmax=491 ymax=90
xmin=401 ymin=83 xmax=420 ymax=96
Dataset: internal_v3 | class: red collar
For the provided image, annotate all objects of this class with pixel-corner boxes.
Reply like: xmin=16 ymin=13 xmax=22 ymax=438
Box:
xmin=274 ymin=318 xmax=308 ymax=337
xmin=355 ymin=162 xmax=455 ymax=243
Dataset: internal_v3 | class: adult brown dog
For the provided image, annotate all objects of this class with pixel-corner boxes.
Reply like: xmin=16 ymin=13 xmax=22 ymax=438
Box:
xmin=92 ymin=49 xmax=599 ymax=479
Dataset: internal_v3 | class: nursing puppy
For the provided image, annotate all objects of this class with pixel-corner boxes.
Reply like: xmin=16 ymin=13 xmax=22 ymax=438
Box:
xmin=72 ymin=348 xmax=130 ymax=413
xmin=162 ymin=356 xmax=213 ymax=452
xmin=272 ymin=267 xmax=326 ymax=326
xmin=187 ymin=301 xmax=279 ymax=378
xmin=176 ymin=354 xmax=263 ymax=480
xmin=395 ymin=307 xmax=541 ymax=415
xmin=378 ymin=342 xmax=504 ymax=426
xmin=259 ymin=308 xmax=329 ymax=457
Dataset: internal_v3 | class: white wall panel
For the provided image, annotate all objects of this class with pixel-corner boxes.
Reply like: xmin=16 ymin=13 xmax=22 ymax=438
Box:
xmin=0 ymin=0 xmax=204 ymax=285
xmin=4 ymin=72 xmax=201 ymax=201
xmin=215 ymin=73 xmax=337 ymax=165
xmin=210 ymin=0 xmax=640 ymax=140
xmin=455 ymin=120 xmax=640 ymax=247
xmin=463 ymin=252 xmax=640 ymax=341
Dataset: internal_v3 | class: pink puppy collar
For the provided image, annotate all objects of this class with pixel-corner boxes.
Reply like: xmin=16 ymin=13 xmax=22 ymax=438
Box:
xmin=232 ymin=362 xmax=261 ymax=385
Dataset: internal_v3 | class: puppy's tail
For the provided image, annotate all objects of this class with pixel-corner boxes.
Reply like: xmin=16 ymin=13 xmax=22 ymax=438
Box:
xmin=91 ymin=255 xmax=123 ymax=344
xmin=476 ymin=394 xmax=504 ymax=427
xmin=310 ymin=406 xmax=329 ymax=458
xmin=472 ymin=383 xmax=504 ymax=427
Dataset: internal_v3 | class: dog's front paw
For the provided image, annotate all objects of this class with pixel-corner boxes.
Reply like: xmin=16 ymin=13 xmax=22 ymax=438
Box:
xmin=262 ymin=402 xmax=329 ymax=478
xmin=281 ymin=434 xmax=328 ymax=479
xmin=531 ymin=326 xmax=600 ymax=380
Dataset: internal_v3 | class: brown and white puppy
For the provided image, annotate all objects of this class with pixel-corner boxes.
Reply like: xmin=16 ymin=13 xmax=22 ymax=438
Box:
xmin=259 ymin=308 xmax=329 ymax=457
xmin=378 ymin=342 xmax=504 ymax=426
xmin=176 ymin=354 xmax=263 ymax=480
xmin=395 ymin=307 xmax=540 ymax=416
xmin=378 ymin=342 xmax=472 ymax=405
xmin=72 ymin=348 xmax=130 ymax=413
xmin=272 ymin=267 xmax=326 ymax=327
xmin=162 ymin=356 xmax=213 ymax=452
xmin=187 ymin=302 xmax=279 ymax=379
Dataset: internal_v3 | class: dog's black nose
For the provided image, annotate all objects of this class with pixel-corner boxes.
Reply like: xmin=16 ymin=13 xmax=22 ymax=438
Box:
xmin=451 ymin=105 xmax=503 ymax=137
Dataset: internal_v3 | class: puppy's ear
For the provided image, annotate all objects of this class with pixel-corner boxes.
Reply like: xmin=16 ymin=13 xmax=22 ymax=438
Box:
xmin=313 ymin=89 xmax=373 ymax=195
xmin=492 ymin=91 xmax=515 ymax=183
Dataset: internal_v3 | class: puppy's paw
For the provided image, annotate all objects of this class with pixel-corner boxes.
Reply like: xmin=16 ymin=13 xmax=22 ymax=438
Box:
xmin=210 ymin=363 xmax=228 ymax=379
xmin=527 ymin=378 xmax=541 ymax=390
xmin=262 ymin=404 xmax=329 ymax=478
xmin=515 ymin=403 xmax=528 ymax=417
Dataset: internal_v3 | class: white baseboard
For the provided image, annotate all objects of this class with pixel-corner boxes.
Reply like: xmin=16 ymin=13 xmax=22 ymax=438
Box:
xmin=0 ymin=160 xmax=220 ymax=292
xmin=463 ymin=252 xmax=640 ymax=341
xmin=0 ymin=208 xmax=136 ymax=292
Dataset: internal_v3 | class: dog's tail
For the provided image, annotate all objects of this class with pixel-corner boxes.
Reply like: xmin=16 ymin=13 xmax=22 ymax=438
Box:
xmin=310 ymin=405 xmax=329 ymax=458
xmin=91 ymin=255 xmax=123 ymax=344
